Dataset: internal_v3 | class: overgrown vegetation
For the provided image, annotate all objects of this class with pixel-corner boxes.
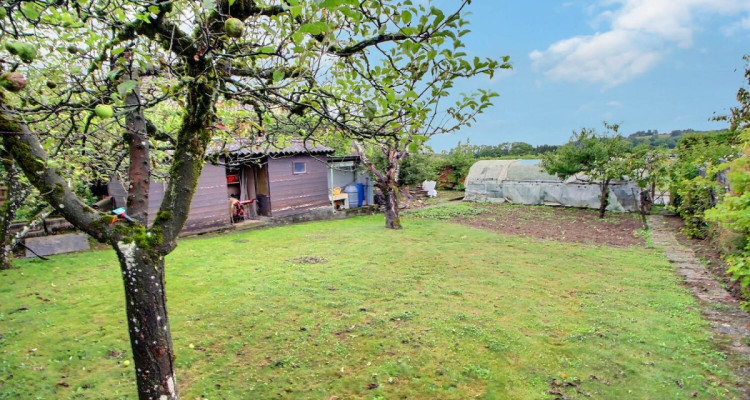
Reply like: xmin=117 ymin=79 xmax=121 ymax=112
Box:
xmin=407 ymin=203 xmax=486 ymax=219
xmin=0 ymin=216 xmax=741 ymax=399
xmin=705 ymin=129 xmax=750 ymax=307
xmin=666 ymin=56 xmax=750 ymax=308
xmin=668 ymin=131 xmax=737 ymax=238
xmin=702 ymin=56 xmax=750 ymax=308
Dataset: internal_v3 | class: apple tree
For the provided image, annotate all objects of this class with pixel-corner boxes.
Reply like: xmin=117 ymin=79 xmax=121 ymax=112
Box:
xmin=0 ymin=0 xmax=502 ymax=397
xmin=541 ymin=123 xmax=632 ymax=218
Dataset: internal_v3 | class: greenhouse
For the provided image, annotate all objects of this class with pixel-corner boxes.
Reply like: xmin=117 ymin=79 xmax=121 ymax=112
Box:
xmin=464 ymin=160 xmax=641 ymax=212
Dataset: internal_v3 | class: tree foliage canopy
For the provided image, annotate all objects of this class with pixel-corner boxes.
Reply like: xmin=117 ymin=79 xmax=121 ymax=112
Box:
xmin=541 ymin=124 xmax=632 ymax=183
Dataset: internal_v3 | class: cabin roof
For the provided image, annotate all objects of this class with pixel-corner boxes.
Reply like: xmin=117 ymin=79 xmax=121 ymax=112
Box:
xmin=211 ymin=138 xmax=334 ymax=157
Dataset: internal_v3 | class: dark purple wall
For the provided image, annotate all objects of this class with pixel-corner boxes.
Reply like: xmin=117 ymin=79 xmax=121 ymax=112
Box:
xmin=267 ymin=155 xmax=330 ymax=217
xmin=147 ymin=163 xmax=231 ymax=233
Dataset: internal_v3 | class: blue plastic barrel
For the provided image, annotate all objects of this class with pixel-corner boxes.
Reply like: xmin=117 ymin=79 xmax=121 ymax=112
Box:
xmin=343 ymin=185 xmax=359 ymax=208
xmin=355 ymin=183 xmax=365 ymax=207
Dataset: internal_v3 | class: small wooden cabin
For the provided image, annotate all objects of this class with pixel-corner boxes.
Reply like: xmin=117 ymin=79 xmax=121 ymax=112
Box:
xmin=147 ymin=139 xmax=334 ymax=234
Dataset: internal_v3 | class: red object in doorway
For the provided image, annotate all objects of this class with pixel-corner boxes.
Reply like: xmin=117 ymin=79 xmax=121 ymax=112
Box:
xmin=226 ymin=174 xmax=239 ymax=183
xmin=232 ymin=198 xmax=255 ymax=222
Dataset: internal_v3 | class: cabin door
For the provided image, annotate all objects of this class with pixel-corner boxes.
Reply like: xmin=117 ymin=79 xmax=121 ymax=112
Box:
xmin=242 ymin=165 xmax=258 ymax=217
xmin=255 ymin=162 xmax=271 ymax=217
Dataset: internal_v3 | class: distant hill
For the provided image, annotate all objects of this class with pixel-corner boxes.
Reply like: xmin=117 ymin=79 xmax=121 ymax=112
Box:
xmin=625 ymin=129 xmax=728 ymax=148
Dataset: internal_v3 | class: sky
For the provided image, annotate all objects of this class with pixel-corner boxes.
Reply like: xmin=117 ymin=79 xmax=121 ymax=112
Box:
xmin=426 ymin=0 xmax=750 ymax=151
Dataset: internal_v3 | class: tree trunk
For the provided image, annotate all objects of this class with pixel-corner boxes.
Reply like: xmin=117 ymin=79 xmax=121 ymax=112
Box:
xmin=116 ymin=62 xmax=179 ymax=399
xmin=650 ymin=180 xmax=656 ymax=205
xmin=0 ymin=158 xmax=27 ymax=270
xmin=115 ymin=242 xmax=177 ymax=400
xmin=640 ymin=189 xmax=653 ymax=214
xmin=598 ymin=179 xmax=611 ymax=219
xmin=383 ymin=183 xmax=402 ymax=229
xmin=124 ymin=63 xmax=150 ymax=224
xmin=352 ymin=141 xmax=406 ymax=230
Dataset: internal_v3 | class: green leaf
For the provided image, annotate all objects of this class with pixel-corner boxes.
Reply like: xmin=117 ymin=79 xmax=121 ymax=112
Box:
xmin=299 ymin=22 xmax=329 ymax=35
xmin=363 ymin=101 xmax=377 ymax=119
xmin=21 ymin=2 xmax=41 ymax=20
xmin=319 ymin=0 xmax=345 ymax=9
xmin=430 ymin=7 xmax=445 ymax=27
xmin=401 ymin=10 xmax=412 ymax=24
xmin=117 ymin=80 xmax=138 ymax=98
xmin=272 ymin=70 xmax=285 ymax=83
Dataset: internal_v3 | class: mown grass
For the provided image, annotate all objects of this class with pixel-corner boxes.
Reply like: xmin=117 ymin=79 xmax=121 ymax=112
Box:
xmin=0 ymin=215 xmax=741 ymax=399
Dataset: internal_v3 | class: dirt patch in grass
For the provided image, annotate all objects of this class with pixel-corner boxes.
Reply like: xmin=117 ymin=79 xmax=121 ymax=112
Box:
xmin=663 ymin=215 xmax=746 ymax=303
xmin=288 ymin=256 xmax=328 ymax=264
xmin=454 ymin=203 xmax=645 ymax=247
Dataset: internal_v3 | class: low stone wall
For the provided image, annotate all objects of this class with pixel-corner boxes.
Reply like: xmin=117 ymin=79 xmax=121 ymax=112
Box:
xmin=182 ymin=205 xmax=382 ymax=237
xmin=268 ymin=205 xmax=380 ymax=226
xmin=24 ymin=233 xmax=90 ymax=258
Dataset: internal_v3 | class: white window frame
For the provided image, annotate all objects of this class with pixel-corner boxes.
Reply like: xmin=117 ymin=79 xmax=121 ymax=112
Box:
xmin=292 ymin=161 xmax=307 ymax=174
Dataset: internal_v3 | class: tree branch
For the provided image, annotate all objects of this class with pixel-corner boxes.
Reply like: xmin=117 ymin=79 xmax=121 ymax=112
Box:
xmin=151 ymin=72 xmax=217 ymax=254
xmin=328 ymin=33 xmax=409 ymax=57
xmin=0 ymin=98 xmax=113 ymax=244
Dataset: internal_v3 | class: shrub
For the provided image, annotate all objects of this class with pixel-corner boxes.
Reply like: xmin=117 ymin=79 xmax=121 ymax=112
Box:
xmin=399 ymin=153 xmax=440 ymax=186
xmin=705 ymin=128 xmax=750 ymax=309
xmin=435 ymin=141 xmax=476 ymax=190
xmin=669 ymin=131 xmax=737 ymax=238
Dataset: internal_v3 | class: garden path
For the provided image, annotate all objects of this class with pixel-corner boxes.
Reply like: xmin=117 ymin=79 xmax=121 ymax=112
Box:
xmin=650 ymin=215 xmax=750 ymax=398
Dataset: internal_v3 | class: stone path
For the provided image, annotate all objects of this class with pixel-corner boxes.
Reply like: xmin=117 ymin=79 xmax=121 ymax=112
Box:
xmin=649 ymin=215 xmax=750 ymax=398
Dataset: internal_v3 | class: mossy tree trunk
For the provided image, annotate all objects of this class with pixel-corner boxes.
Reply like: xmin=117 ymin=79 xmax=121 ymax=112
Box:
xmin=0 ymin=155 xmax=28 ymax=270
xmin=124 ymin=63 xmax=150 ymax=225
xmin=378 ymin=178 xmax=402 ymax=229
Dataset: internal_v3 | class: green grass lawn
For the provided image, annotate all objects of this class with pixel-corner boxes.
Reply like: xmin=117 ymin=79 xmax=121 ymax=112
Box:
xmin=0 ymin=215 xmax=740 ymax=399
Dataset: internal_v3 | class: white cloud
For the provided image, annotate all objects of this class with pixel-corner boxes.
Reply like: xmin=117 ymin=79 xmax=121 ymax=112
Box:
xmin=721 ymin=14 xmax=750 ymax=36
xmin=530 ymin=0 xmax=750 ymax=87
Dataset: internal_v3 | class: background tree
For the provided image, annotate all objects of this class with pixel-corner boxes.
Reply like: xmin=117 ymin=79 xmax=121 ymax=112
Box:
xmin=303 ymin=3 xmax=510 ymax=229
xmin=541 ymin=123 xmax=632 ymax=218
xmin=352 ymin=79 xmax=503 ymax=229
xmin=0 ymin=148 xmax=30 ymax=269
xmin=398 ymin=151 xmax=440 ymax=186
xmin=0 ymin=0 xmax=503 ymax=397
xmin=628 ymin=144 xmax=670 ymax=212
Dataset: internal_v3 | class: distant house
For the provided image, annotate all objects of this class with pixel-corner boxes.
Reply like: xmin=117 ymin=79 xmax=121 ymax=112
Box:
xmin=147 ymin=139 xmax=335 ymax=234
xmin=464 ymin=160 xmax=641 ymax=212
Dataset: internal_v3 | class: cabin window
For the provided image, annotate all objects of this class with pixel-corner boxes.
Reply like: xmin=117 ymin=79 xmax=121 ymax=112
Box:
xmin=293 ymin=161 xmax=307 ymax=174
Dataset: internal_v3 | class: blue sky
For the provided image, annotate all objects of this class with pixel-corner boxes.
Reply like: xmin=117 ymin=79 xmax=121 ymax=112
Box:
xmin=427 ymin=0 xmax=750 ymax=151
